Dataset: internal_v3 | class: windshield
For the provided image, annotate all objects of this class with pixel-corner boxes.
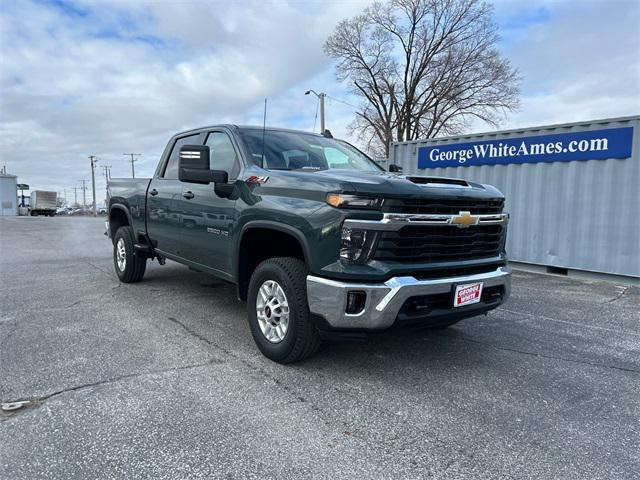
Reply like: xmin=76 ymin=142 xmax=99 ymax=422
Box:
xmin=238 ymin=128 xmax=383 ymax=172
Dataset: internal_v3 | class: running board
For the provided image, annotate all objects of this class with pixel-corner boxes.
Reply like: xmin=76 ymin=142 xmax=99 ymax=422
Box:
xmin=134 ymin=243 xmax=154 ymax=257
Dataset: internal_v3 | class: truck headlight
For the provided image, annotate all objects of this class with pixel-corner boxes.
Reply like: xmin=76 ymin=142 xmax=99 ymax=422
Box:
xmin=340 ymin=227 xmax=377 ymax=264
xmin=326 ymin=194 xmax=381 ymax=209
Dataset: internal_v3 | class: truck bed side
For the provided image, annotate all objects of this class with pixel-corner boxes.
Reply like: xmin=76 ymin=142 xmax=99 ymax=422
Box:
xmin=107 ymin=178 xmax=151 ymax=238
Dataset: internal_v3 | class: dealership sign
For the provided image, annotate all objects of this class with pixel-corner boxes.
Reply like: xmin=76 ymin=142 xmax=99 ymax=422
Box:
xmin=417 ymin=127 xmax=634 ymax=169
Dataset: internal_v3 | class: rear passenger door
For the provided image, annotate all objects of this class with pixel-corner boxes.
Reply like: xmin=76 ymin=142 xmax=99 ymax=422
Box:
xmin=147 ymin=133 xmax=202 ymax=257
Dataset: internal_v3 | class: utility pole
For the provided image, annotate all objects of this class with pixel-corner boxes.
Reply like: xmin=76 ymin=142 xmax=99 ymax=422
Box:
xmin=101 ymin=164 xmax=112 ymax=205
xmin=89 ymin=155 xmax=98 ymax=216
xmin=79 ymin=180 xmax=88 ymax=209
xmin=73 ymin=187 xmax=78 ymax=207
xmin=123 ymin=153 xmax=141 ymax=178
xmin=101 ymin=164 xmax=111 ymax=181
xmin=305 ymin=90 xmax=326 ymax=133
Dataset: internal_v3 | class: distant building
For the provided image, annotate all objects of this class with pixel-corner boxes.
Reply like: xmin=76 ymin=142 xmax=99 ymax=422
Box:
xmin=0 ymin=172 xmax=18 ymax=216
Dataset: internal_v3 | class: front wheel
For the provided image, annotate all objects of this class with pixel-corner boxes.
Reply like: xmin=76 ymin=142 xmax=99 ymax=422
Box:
xmin=113 ymin=226 xmax=147 ymax=283
xmin=247 ymin=257 xmax=321 ymax=364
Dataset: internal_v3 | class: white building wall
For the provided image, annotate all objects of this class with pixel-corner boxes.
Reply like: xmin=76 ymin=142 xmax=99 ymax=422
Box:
xmin=0 ymin=175 xmax=18 ymax=216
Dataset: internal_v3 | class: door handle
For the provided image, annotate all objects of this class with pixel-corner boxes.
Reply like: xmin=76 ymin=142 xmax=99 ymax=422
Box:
xmin=182 ymin=191 xmax=195 ymax=199
xmin=149 ymin=188 xmax=159 ymax=196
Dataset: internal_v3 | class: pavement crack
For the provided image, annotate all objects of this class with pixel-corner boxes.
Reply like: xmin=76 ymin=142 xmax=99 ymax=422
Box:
xmin=86 ymin=261 xmax=113 ymax=278
xmin=496 ymin=307 xmax=640 ymax=337
xmin=0 ymin=360 xmax=219 ymax=422
xmin=440 ymin=332 xmax=640 ymax=375
xmin=604 ymin=286 xmax=631 ymax=303
xmin=164 ymin=316 xmax=320 ymax=410
xmin=166 ymin=316 xmax=217 ymax=348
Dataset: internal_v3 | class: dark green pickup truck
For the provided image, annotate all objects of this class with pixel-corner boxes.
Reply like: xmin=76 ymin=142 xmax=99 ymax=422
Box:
xmin=107 ymin=125 xmax=511 ymax=363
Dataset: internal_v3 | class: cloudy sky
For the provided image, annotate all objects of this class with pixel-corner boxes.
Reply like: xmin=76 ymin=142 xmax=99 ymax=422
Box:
xmin=1 ymin=0 xmax=639 ymax=204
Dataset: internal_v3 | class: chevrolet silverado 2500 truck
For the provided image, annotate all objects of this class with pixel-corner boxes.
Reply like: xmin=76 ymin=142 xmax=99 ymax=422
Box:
xmin=107 ymin=126 xmax=511 ymax=363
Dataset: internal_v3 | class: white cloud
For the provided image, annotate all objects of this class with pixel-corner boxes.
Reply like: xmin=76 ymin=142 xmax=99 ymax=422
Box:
xmin=0 ymin=0 xmax=638 ymax=202
xmin=494 ymin=0 xmax=640 ymax=130
xmin=0 ymin=0 xmax=369 ymax=201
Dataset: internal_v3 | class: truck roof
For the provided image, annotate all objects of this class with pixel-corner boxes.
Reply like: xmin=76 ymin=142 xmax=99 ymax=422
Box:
xmin=172 ymin=125 xmax=328 ymax=138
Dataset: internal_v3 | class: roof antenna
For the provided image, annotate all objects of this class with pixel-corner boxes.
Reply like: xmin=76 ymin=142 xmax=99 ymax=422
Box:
xmin=261 ymin=98 xmax=267 ymax=168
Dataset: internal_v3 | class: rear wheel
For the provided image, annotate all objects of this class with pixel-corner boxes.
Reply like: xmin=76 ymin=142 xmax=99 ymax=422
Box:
xmin=247 ymin=257 xmax=320 ymax=363
xmin=113 ymin=226 xmax=147 ymax=283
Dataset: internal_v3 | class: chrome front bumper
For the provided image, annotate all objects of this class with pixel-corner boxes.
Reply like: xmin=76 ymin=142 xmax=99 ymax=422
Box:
xmin=306 ymin=266 xmax=511 ymax=330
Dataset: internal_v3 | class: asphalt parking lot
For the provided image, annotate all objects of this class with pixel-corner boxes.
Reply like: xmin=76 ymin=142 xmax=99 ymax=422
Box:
xmin=1 ymin=216 xmax=639 ymax=479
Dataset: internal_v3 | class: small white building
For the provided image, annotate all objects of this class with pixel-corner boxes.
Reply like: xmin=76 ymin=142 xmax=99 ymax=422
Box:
xmin=0 ymin=173 xmax=18 ymax=216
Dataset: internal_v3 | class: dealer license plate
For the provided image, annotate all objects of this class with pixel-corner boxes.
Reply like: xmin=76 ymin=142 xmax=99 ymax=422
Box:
xmin=453 ymin=282 xmax=483 ymax=307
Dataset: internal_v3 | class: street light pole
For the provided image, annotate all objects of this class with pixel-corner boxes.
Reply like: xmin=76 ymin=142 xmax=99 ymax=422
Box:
xmin=305 ymin=90 xmax=326 ymax=133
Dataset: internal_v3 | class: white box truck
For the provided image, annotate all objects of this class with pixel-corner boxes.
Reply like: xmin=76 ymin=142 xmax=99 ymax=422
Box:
xmin=29 ymin=190 xmax=57 ymax=216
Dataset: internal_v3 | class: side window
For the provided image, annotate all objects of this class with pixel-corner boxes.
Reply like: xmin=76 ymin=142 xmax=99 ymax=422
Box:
xmin=162 ymin=134 xmax=200 ymax=179
xmin=324 ymin=147 xmax=349 ymax=169
xmin=205 ymin=132 xmax=238 ymax=177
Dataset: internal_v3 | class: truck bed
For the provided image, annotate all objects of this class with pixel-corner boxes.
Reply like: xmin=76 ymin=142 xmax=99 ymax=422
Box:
xmin=107 ymin=177 xmax=151 ymax=235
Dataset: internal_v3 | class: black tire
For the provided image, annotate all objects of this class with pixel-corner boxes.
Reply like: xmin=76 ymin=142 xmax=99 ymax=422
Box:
xmin=30 ymin=211 xmax=38 ymax=216
xmin=113 ymin=226 xmax=147 ymax=283
xmin=247 ymin=257 xmax=321 ymax=364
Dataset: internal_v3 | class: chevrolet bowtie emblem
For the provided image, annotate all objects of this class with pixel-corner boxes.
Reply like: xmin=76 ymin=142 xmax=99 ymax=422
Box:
xmin=451 ymin=211 xmax=479 ymax=228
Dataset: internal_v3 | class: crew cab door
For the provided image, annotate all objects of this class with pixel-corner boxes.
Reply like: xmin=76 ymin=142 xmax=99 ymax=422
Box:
xmin=174 ymin=130 xmax=239 ymax=274
xmin=175 ymin=129 xmax=240 ymax=274
xmin=147 ymin=132 xmax=203 ymax=257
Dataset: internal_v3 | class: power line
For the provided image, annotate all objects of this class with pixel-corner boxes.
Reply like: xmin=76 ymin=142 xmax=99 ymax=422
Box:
xmin=325 ymin=94 xmax=359 ymax=110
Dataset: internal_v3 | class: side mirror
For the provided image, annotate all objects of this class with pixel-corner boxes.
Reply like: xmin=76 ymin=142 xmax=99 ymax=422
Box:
xmin=389 ymin=164 xmax=403 ymax=173
xmin=178 ymin=145 xmax=228 ymax=184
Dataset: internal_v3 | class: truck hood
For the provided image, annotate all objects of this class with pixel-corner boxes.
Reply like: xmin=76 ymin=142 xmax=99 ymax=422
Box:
xmin=270 ymin=168 xmax=504 ymax=200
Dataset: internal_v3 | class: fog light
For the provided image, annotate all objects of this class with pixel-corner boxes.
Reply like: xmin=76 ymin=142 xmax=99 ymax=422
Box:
xmin=340 ymin=227 xmax=377 ymax=264
xmin=346 ymin=290 xmax=366 ymax=315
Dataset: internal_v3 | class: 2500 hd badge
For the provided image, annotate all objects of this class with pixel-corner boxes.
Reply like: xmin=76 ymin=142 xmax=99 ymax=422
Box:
xmin=107 ymin=125 xmax=511 ymax=363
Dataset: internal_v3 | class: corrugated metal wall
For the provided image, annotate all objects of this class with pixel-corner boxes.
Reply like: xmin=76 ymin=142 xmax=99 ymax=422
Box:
xmin=389 ymin=116 xmax=640 ymax=278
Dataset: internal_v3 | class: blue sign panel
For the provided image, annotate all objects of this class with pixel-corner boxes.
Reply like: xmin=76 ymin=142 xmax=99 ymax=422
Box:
xmin=417 ymin=127 xmax=634 ymax=169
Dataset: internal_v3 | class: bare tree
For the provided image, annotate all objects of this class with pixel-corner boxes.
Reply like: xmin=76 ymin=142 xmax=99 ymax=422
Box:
xmin=325 ymin=0 xmax=520 ymax=157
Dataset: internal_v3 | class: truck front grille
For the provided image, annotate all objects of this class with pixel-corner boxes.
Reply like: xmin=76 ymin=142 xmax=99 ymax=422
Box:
xmin=382 ymin=198 xmax=504 ymax=215
xmin=373 ymin=224 xmax=505 ymax=263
